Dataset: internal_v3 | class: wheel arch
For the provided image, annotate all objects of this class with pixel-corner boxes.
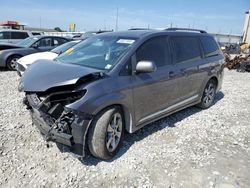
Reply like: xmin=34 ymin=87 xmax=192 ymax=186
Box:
xmin=209 ymin=76 xmax=219 ymax=89
xmin=198 ymin=75 xmax=219 ymax=102
xmin=83 ymin=103 xmax=132 ymax=157
xmin=91 ymin=103 xmax=132 ymax=134
xmin=6 ymin=54 xmax=23 ymax=66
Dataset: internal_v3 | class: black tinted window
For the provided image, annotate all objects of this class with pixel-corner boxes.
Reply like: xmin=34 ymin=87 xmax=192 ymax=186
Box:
xmin=172 ymin=36 xmax=201 ymax=63
xmin=136 ymin=37 xmax=170 ymax=67
xmin=200 ymin=36 xmax=220 ymax=57
xmin=32 ymin=32 xmax=41 ymax=35
xmin=0 ymin=32 xmax=11 ymax=39
xmin=11 ymin=32 xmax=29 ymax=39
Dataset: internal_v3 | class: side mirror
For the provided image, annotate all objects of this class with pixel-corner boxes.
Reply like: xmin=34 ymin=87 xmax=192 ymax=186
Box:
xmin=32 ymin=43 xmax=39 ymax=48
xmin=136 ymin=61 xmax=157 ymax=74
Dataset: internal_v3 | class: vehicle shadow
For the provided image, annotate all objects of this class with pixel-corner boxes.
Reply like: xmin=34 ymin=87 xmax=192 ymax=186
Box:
xmin=73 ymin=92 xmax=224 ymax=166
xmin=0 ymin=68 xmax=10 ymax=72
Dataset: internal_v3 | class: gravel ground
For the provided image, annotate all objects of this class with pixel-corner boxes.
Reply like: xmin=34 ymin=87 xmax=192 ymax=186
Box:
xmin=0 ymin=69 xmax=249 ymax=188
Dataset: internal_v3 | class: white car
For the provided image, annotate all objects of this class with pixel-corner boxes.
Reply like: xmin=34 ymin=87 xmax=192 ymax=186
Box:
xmin=16 ymin=40 xmax=80 ymax=76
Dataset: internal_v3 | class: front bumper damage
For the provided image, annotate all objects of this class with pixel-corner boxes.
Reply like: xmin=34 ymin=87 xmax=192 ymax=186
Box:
xmin=24 ymin=93 xmax=92 ymax=157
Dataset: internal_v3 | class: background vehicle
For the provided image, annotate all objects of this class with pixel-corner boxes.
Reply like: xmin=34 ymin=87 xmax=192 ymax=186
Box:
xmin=72 ymin=30 xmax=113 ymax=40
xmin=0 ymin=29 xmax=39 ymax=44
xmin=20 ymin=29 xmax=225 ymax=160
xmin=0 ymin=35 xmax=70 ymax=70
xmin=16 ymin=40 xmax=81 ymax=76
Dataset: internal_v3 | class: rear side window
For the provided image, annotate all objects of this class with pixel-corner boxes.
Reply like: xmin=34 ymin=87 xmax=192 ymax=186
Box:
xmin=36 ymin=38 xmax=52 ymax=47
xmin=53 ymin=38 xmax=68 ymax=46
xmin=0 ymin=31 xmax=11 ymax=39
xmin=171 ymin=36 xmax=201 ymax=63
xmin=136 ymin=36 xmax=171 ymax=67
xmin=200 ymin=36 xmax=220 ymax=57
xmin=11 ymin=32 xmax=29 ymax=39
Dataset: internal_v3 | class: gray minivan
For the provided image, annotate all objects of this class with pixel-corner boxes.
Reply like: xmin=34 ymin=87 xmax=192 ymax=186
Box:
xmin=0 ymin=30 xmax=37 ymax=44
xmin=20 ymin=28 xmax=225 ymax=160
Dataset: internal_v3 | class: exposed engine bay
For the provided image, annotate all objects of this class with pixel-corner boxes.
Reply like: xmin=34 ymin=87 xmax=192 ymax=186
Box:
xmin=22 ymin=71 xmax=105 ymax=156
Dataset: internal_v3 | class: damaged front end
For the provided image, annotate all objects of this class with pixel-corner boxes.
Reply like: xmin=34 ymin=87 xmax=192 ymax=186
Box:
xmin=19 ymin=60 xmax=106 ymax=157
xmin=24 ymin=89 xmax=93 ymax=156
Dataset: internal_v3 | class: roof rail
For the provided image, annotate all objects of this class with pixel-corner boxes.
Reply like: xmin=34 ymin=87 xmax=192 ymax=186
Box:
xmin=165 ymin=28 xmax=207 ymax=33
xmin=129 ymin=28 xmax=151 ymax=31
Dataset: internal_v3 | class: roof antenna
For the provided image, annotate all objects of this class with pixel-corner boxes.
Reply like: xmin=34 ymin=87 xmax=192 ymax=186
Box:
xmin=115 ymin=7 xmax=119 ymax=31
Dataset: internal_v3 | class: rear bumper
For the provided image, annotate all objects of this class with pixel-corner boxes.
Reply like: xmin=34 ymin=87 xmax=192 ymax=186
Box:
xmin=25 ymin=94 xmax=92 ymax=157
xmin=217 ymin=68 xmax=224 ymax=92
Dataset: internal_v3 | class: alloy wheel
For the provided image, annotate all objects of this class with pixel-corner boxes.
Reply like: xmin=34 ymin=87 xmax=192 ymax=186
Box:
xmin=10 ymin=58 xmax=19 ymax=70
xmin=203 ymin=83 xmax=215 ymax=106
xmin=106 ymin=113 xmax=123 ymax=152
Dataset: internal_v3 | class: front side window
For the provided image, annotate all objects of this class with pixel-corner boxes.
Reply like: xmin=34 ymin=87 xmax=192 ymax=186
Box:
xmin=17 ymin=37 xmax=38 ymax=47
xmin=171 ymin=36 xmax=201 ymax=63
xmin=136 ymin=36 xmax=170 ymax=67
xmin=200 ymin=36 xmax=220 ymax=57
xmin=56 ymin=36 xmax=136 ymax=70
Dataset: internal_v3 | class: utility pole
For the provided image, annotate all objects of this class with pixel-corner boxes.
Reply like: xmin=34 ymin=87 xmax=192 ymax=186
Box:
xmin=115 ymin=7 xmax=119 ymax=31
xmin=192 ymin=21 xmax=195 ymax=29
xmin=39 ymin=16 xmax=42 ymax=29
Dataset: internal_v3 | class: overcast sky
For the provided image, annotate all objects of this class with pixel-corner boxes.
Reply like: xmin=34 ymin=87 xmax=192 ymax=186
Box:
xmin=0 ymin=0 xmax=249 ymax=34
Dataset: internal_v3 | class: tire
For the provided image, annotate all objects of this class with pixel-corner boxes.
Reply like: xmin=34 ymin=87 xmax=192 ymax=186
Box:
xmin=6 ymin=55 xmax=21 ymax=70
xmin=87 ymin=107 xmax=124 ymax=160
xmin=197 ymin=79 xmax=217 ymax=109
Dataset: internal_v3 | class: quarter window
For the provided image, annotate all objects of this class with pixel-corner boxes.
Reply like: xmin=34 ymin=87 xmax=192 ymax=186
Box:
xmin=136 ymin=37 xmax=170 ymax=67
xmin=171 ymin=36 xmax=201 ymax=63
xmin=200 ymin=36 xmax=220 ymax=57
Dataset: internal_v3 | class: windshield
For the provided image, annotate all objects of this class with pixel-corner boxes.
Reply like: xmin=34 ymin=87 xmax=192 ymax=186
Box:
xmin=51 ymin=41 xmax=79 ymax=54
xmin=55 ymin=36 xmax=136 ymax=70
xmin=17 ymin=37 xmax=38 ymax=47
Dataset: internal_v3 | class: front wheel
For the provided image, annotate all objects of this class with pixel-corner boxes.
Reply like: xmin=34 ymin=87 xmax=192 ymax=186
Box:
xmin=197 ymin=80 xmax=217 ymax=109
xmin=6 ymin=55 xmax=21 ymax=70
xmin=87 ymin=107 xmax=124 ymax=160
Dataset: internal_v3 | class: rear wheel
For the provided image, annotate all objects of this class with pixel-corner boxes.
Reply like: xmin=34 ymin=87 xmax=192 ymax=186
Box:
xmin=6 ymin=55 xmax=21 ymax=70
xmin=197 ymin=79 xmax=217 ymax=109
xmin=87 ymin=107 xmax=124 ymax=160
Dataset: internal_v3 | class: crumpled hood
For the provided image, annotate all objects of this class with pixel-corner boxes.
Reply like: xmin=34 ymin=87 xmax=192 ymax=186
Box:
xmin=20 ymin=60 xmax=101 ymax=92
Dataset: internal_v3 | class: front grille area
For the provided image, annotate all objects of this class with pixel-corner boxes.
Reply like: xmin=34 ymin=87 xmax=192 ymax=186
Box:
xmin=17 ymin=63 xmax=26 ymax=72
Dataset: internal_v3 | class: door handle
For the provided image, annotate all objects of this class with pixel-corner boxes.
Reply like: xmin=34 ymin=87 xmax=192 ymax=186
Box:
xmin=169 ymin=71 xmax=175 ymax=78
xmin=180 ymin=69 xmax=187 ymax=76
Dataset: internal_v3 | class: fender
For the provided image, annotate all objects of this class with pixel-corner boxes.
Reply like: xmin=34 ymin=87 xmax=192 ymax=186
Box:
xmin=88 ymin=92 xmax=133 ymax=133
xmin=0 ymin=51 xmax=21 ymax=67
xmin=68 ymin=90 xmax=134 ymax=133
